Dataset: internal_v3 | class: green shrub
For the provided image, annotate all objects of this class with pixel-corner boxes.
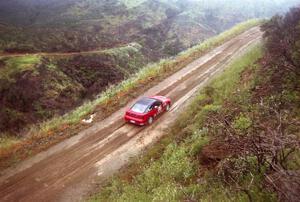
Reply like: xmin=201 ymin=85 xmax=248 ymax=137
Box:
xmin=0 ymin=55 xmax=40 ymax=81
xmin=202 ymin=104 xmax=222 ymax=114
xmin=152 ymin=182 xmax=182 ymax=202
xmin=161 ymin=144 xmax=195 ymax=180
xmin=187 ymin=128 xmax=209 ymax=156
xmin=233 ymin=114 xmax=252 ymax=132
xmin=0 ymin=135 xmax=20 ymax=150
xmin=135 ymin=162 xmax=164 ymax=192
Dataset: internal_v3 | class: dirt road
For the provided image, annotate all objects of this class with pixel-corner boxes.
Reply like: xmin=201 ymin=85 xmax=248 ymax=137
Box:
xmin=0 ymin=27 xmax=262 ymax=202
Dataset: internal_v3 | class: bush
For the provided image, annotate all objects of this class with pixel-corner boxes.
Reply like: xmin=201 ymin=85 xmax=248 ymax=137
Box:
xmin=233 ymin=114 xmax=252 ymax=133
xmin=202 ymin=104 xmax=222 ymax=114
xmin=161 ymin=144 xmax=195 ymax=180
xmin=152 ymin=182 xmax=182 ymax=202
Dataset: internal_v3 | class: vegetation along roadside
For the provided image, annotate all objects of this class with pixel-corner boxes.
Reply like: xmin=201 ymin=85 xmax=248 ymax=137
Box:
xmin=90 ymin=8 xmax=300 ymax=201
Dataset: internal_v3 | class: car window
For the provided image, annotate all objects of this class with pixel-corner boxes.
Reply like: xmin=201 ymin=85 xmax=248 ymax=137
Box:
xmin=149 ymin=104 xmax=154 ymax=110
xmin=131 ymin=103 xmax=149 ymax=113
xmin=154 ymin=101 xmax=162 ymax=107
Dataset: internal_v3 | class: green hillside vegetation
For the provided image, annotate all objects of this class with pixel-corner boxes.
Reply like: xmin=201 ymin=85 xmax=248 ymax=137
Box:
xmin=91 ymin=8 xmax=300 ymax=201
xmin=0 ymin=55 xmax=41 ymax=81
xmin=0 ymin=43 xmax=145 ymax=135
xmin=0 ymin=0 xmax=298 ymax=54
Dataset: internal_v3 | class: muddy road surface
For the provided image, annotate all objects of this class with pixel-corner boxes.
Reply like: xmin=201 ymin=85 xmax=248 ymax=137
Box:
xmin=0 ymin=27 xmax=262 ymax=202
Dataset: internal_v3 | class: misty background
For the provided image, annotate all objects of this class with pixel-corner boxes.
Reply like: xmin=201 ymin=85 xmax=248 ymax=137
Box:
xmin=0 ymin=0 xmax=299 ymax=54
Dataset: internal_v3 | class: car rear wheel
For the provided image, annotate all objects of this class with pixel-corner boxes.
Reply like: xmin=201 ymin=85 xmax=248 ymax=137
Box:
xmin=148 ymin=117 xmax=153 ymax=125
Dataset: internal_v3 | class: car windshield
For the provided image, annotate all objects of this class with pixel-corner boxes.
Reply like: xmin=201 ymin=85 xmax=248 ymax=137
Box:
xmin=131 ymin=103 xmax=149 ymax=113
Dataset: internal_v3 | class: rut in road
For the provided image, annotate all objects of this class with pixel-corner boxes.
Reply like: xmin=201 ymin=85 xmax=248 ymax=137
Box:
xmin=0 ymin=27 xmax=262 ymax=202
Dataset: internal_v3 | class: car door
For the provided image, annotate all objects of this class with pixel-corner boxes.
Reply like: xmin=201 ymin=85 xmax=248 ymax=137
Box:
xmin=147 ymin=103 xmax=156 ymax=117
xmin=153 ymin=101 xmax=163 ymax=115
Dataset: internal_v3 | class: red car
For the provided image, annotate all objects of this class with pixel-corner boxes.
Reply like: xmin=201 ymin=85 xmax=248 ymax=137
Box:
xmin=124 ymin=96 xmax=171 ymax=126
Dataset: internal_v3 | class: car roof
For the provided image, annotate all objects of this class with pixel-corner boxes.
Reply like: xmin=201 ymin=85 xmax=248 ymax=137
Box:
xmin=136 ymin=97 xmax=157 ymax=106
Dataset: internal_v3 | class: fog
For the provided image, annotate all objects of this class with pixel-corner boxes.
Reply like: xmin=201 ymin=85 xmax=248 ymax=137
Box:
xmin=0 ymin=0 xmax=299 ymax=25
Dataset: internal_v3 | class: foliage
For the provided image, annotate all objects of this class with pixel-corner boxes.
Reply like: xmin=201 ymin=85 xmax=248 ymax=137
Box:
xmin=205 ymin=8 xmax=300 ymax=201
xmin=233 ymin=114 xmax=252 ymax=132
xmin=202 ymin=104 xmax=221 ymax=113
xmin=0 ymin=0 xmax=297 ymax=54
xmin=0 ymin=44 xmax=145 ymax=135
xmin=0 ymin=135 xmax=20 ymax=150
xmin=0 ymin=55 xmax=40 ymax=81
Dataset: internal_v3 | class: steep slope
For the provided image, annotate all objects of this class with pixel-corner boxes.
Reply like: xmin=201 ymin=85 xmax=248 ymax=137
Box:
xmin=0 ymin=44 xmax=145 ymax=134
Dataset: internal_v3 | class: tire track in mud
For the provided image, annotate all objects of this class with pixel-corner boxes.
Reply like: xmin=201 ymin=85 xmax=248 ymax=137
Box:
xmin=0 ymin=27 xmax=262 ymax=202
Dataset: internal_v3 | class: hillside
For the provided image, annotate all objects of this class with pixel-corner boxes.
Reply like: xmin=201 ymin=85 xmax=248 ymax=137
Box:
xmin=0 ymin=0 xmax=299 ymax=135
xmin=0 ymin=44 xmax=145 ymax=134
xmin=0 ymin=0 xmax=299 ymax=54
xmin=92 ymin=7 xmax=300 ymax=201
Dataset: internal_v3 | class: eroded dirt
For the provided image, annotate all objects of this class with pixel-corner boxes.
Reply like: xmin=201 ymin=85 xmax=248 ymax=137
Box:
xmin=0 ymin=27 xmax=262 ymax=202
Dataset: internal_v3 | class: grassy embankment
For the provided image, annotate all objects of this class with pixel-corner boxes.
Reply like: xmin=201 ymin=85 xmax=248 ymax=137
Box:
xmin=0 ymin=55 xmax=41 ymax=81
xmin=0 ymin=19 xmax=261 ymax=170
xmin=0 ymin=43 xmax=144 ymax=134
xmin=90 ymin=43 xmax=268 ymax=202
